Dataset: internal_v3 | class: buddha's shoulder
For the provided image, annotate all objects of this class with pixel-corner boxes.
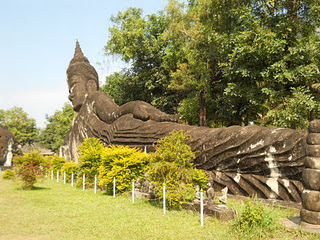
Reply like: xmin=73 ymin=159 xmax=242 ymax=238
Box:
xmin=86 ymin=91 xmax=118 ymax=109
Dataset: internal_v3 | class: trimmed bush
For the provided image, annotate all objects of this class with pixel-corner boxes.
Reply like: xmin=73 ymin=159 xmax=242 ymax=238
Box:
xmin=78 ymin=137 xmax=105 ymax=187
xmin=49 ymin=155 xmax=67 ymax=174
xmin=13 ymin=151 xmax=48 ymax=189
xmin=147 ymin=130 xmax=208 ymax=208
xmin=61 ymin=162 xmax=80 ymax=183
xmin=3 ymin=169 xmax=15 ymax=180
xmin=99 ymin=145 xmax=149 ymax=193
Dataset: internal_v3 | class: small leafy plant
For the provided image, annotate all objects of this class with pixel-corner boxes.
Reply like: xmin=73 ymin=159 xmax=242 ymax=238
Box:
xmin=234 ymin=198 xmax=276 ymax=239
xmin=3 ymin=169 xmax=15 ymax=180
xmin=147 ymin=130 xmax=208 ymax=208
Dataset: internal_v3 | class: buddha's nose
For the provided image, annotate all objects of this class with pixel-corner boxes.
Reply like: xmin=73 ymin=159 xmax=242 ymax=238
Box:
xmin=68 ymin=92 xmax=74 ymax=102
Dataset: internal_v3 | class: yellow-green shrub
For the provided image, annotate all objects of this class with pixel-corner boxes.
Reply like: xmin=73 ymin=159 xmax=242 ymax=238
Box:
xmin=98 ymin=145 xmax=149 ymax=193
xmin=78 ymin=137 xmax=105 ymax=187
xmin=62 ymin=162 xmax=80 ymax=183
xmin=147 ymin=130 xmax=208 ymax=208
xmin=48 ymin=155 xmax=67 ymax=174
xmin=3 ymin=169 xmax=15 ymax=180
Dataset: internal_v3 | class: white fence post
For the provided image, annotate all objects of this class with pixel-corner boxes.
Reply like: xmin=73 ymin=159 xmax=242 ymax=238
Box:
xmin=163 ymin=184 xmax=166 ymax=215
xmin=57 ymin=171 xmax=59 ymax=182
xmin=200 ymin=190 xmax=204 ymax=226
xmin=94 ymin=175 xmax=97 ymax=194
xmin=113 ymin=178 xmax=116 ymax=198
xmin=132 ymin=180 xmax=135 ymax=203
xmin=83 ymin=174 xmax=85 ymax=191
xmin=71 ymin=173 xmax=74 ymax=187
xmin=51 ymin=170 xmax=53 ymax=180
xmin=64 ymin=171 xmax=66 ymax=184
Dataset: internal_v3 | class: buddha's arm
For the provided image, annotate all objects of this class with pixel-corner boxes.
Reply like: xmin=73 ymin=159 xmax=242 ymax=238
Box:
xmin=89 ymin=92 xmax=120 ymax=124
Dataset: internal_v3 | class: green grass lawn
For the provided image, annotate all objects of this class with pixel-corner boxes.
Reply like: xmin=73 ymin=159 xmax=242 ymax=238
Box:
xmin=0 ymin=172 xmax=318 ymax=240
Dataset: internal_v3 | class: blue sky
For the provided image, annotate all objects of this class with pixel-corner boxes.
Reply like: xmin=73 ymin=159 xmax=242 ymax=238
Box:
xmin=0 ymin=0 xmax=169 ymax=128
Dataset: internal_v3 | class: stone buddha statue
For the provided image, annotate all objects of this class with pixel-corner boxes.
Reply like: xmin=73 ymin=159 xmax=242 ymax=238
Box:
xmin=62 ymin=41 xmax=308 ymax=202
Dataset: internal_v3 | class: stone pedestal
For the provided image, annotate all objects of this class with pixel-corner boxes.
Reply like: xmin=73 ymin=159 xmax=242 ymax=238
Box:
xmin=300 ymin=120 xmax=320 ymax=227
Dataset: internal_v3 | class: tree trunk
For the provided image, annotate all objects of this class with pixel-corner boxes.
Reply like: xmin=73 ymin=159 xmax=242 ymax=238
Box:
xmin=199 ymin=90 xmax=207 ymax=126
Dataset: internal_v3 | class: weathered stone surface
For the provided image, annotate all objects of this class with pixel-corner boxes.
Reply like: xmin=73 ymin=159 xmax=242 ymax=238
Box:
xmin=306 ymin=145 xmax=320 ymax=157
xmin=301 ymin=208 xmax=320 ymax=225
xmin=62 ymin=42 xmax=308 ymax=202
xmin=0 ymin=128 xmax=17 ymax=166
xmin=300 ymin=220 xmax=320 ymax=232
xmin=208 ymin=171 xmax=303 ymax=202
xmin=304 ymin=156 xmax=320 ymax=169
xmin=308 ymin=120 xmax=320 ymax=133
xmin=182 ymin=200 xmax=235 ymax=221
xmin=302 ymin=190 xmax=320 ymax=212
xmin=206 ymin=187 xmax=215 ymax=200
xmin=307 ymin=133 xmax=320 ymax=145
xmin=206 ymin=201 xmax=235 ymax=221
xmin=302 ymin=168 xmax=320 ymax=191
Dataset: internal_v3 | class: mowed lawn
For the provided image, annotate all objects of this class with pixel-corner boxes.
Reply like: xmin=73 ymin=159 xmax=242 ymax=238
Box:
xmin=0 ymin=172 xmax=318 ymax=240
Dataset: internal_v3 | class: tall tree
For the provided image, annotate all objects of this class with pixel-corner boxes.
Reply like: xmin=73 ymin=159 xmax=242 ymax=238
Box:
xmin=104 ymin=8 xmax=179 ymax=114
xmin=0 ymin=107 xmax=39 ymax=145
xmin=105 ymin=0 xmax=320 ymax=129
xmin=39 ymin=103 xmax=75 ymax=152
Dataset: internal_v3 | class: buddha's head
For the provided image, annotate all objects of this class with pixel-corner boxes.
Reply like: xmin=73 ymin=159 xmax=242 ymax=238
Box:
xmin=67 ymin=41 xmax=99 ymax=112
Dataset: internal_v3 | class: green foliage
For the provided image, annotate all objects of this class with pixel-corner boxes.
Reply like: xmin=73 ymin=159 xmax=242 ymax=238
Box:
xmin=78 ymin=137 xmax=105 ymax=186
xmin=104 ymin=7 xmax=179 ymax=114
xmin=13 ymin=151 xmax=48 ymax=189
xmin=0 ymin=106 xmax=39 ymax=145
xmin=263 ymin=86 xmax=320 ymax=129
xmin=48 ymin=155 xmax=67 ymax=174
xmin=61 ymin=162 xmax=80 ymax=183
xmin=105 ymin=0 xmax=320 ymax=129
xmin=234 ymin=198 xmax=276 ymax=239
xmin=39 ymin=103 xmax=75 ymax=152
xmin=147 ymin=130 xmax=208 ymax=208
xmin=177 ymin=96 xmax=199 ymax=125
xmin=3 ymin=169 xmax=15 ymax=180
xmin=98 ymin=145 xmax=149 ymax=193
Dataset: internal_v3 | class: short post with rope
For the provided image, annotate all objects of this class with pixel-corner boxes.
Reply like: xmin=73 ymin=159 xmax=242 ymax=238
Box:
xmin=71 ymin=173 xmax=74 ymax=187
xmin=94 ymin=175 xmax=97 ymax=194
xmin=83 ymin=174 xmax=85 ymax=191
xmin=132 ymin=180 xmax=135 ymax=203
xmin=113 ymin=178 xmax=116 ymax=198
xmin=163 ymin=184 xmax=166 ymax=215
xmin=200 ymin=189 xmax=204 ymax=226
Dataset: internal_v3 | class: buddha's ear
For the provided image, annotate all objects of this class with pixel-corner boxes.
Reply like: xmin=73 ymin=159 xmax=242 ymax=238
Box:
xmin=86 ymin=79 xmax=98 ymax=92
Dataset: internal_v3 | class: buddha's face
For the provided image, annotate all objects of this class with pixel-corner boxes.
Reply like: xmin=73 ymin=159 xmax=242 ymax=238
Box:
xmin=67 ymin=75 xmax=88 ymax=112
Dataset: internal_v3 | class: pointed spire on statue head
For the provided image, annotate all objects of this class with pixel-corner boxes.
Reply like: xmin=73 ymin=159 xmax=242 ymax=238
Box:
xmin=67 ymin=40 xmax=99 ymax=87
xmin=69 ymin=40 xmax=90 ymax=65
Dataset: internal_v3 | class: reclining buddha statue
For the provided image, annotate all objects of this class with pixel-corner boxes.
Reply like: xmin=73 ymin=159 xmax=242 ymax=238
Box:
xmin=62 ymin=41 xmax=308 ymax=202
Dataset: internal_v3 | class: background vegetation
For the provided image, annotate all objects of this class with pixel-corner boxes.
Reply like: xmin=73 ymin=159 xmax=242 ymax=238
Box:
xmin=104 ymin=0 xmax=320 ymax=128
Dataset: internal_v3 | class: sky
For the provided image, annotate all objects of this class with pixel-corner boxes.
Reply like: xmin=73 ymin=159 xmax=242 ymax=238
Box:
xmin=0 ymin=0 xmax=170 ymax=128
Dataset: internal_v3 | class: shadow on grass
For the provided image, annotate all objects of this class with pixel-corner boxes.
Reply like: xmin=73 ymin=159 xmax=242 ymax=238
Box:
xmin=15 ymin=186 xmax=51 ymax=191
